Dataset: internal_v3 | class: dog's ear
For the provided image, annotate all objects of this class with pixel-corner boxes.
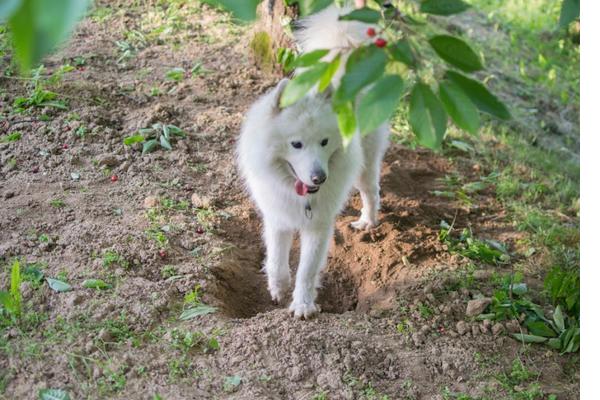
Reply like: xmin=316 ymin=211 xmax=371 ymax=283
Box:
xmin=271 ymin=78 xmax=290 ymax=114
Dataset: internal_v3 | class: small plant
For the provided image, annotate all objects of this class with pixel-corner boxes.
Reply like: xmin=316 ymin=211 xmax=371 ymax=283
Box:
xmin=439 ymin=220 xmax=510 ymax=265
xmin=161 ymin=265 xmax=178 ymax=279
xmin=0 ymin=132 xmax=21 ymax=143
xmin=13 ymin=86 xmax=67 ymax=112
xmin=102 ymin=250 xmax=129 ymax=269
xmin=124 ymin=123 xmax=186 ymax=155
xmin=165 ymin=67 xmax=185 ymax=82
xmin=49 ymin=198 xmax=66 ymax=208
xmin=0 ymin=260 xmax=22 ymax=323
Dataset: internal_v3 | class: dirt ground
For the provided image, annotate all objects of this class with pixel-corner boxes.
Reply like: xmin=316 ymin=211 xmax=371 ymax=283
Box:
xmin=0 ymin=1 xmax=579 ymax=399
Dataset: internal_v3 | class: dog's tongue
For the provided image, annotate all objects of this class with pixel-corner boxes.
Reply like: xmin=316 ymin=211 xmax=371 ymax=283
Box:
xmin=294 ymin=179 xmax=308 ymax=196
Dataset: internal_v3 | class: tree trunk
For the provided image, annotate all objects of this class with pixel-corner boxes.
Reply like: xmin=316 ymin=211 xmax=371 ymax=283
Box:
xmin=250 ymin=0 xmax=298 ymax=74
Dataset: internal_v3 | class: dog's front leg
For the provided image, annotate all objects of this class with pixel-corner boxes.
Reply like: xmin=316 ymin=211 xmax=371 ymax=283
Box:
xmin=289 ymin=225 xmax=333 ymax=319
xmin=264 ymin=223 xmax=293 ymax=304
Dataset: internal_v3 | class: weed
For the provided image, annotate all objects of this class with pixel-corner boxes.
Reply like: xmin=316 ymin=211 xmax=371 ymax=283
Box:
xmin=418 ymin=303 xmax=434 ymax=319
xmin=165 ymin=67 xmax=185 ymax=82
xmin=123 ymin=123 xmax=185 ymax=155
xmin=102 ymin=250 xmax=129 ymax=269
xmin=0 ymin=260 xmax=22 ymax=324
xmin=160 ymin=265 xmax=177 ymax=279
xmin=49 ymin=198 xmax=66 ymax=208
xmin=0 ymin=132 xmax=21 ymax=143
xmin=439 ymin=221 xmax=510 ymax=265
xmin=13 ymin=86 xmax=67 ymax=112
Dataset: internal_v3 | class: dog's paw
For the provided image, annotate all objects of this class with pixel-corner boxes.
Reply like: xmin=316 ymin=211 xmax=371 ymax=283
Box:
xmin=268 ymin=277 xmax=290 ymax=304
xmin=288 ymin=301 xmax=321 ymax=319
xmin=350 ymin=218 xmax=376 ymax=231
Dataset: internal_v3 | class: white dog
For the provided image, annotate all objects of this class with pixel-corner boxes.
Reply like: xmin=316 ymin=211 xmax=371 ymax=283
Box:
xmin=236 ymin=5 xmax=389 ymax=319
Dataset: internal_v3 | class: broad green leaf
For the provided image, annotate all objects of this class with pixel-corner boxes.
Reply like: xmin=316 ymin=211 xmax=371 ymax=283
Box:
xmin=512 ymin=333 xmax=548 ymax=344
xmin=0 ymin=0 xmax=21 ymax=21
xmin=510 ymin=283 xmax=528 ymax=296
xmin=439 ymin=80 xmax=480 ymax=135
xmin=8 ymin=0 xmax=91 ymax=72
xmin=318 ymin=54 xmax=341 ymax=92
xmin=334 ymin=101 xmax=357 ymax=147
xmin=82 ymin=279 xmax=112 ymax=290
xmin=357 ymin=75 xmax=404 ymax=135
xmin=289 ymin=49 xmax=329 ymax=69
xmin=408 ymin=83 xmax=447 ymax=149
xmin=295 ymin=0 xmax=334 ymax=15
xmin=547 ymin=338 xmax=562 ymax=350
xmin=142 ymin=139 xmax=159 ymax=155
xmin=167 ymin=125 xmax=185 ymax=137
xmin=159 ymin=135 xmax=172 ymax=151
xmin=38 ymin=388 xmax=71 ymax=400
xmin=389 ymin=40 xmax=415 ymax=66
xmin=563 ymin=328 xmax=579 ymax=352
xmin=449 ymin=139 xmax=474 ymax=152
xmin=123 ymin=135 xmax=145 ymax=146
xmin=23 ymin=265 xmax=44 ymax=283
xmin=10 ymin=260 xmax=21 ymax=315
xmin=339 ymin=8 xmax=380 ymax=23
xmin=526 ymin=321 xmax=557 ymax=338
xmin=46 ymin=277 xmax=72 ymax=292
xmin=420 ymin=0 xmax=470 ymax=16
xmin=429 ymin=35 xmax=483 ymax=72
xmin=0 ymin=291 xmax=16 ymax=313
xmin=202 ymin=0 xmax=261 ymax=22
xmin=553 ymin=305 xmax=565 ymax=332
xmin=334 ymin=45 xmax=386 ymax=105
xmin=179 ymin=304 xmax=217 ymax=320
xmin=280 ymin=62 xmax=329 ymax=107
xmin=446 ymin=71 xmax=511 ymax=120
xmin=559 ymin=0 xmax=579 ymax=28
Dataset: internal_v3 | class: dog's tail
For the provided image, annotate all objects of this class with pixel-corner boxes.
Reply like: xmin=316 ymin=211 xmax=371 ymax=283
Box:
xmin=295 ymin=4 xmax=373 ymax=54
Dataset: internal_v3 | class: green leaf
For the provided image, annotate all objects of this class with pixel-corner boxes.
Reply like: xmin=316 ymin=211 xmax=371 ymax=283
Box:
xmin=289 ymin=49 xmax=329 ymax=69
xmin=159 ymin=135 xmax=172 ymax=151
xmin=553 ymin=305 xmax=565 ymax=332
xmin=510 ymin=283 xmax=528 ymax=296
xmin=38 ymin=388 xmax=71 ymax=400
xmin=389 ymin=40 xmax=415 ymax=66
xmin=179 ymin=304 xmax=217 ymax=320
xmin=439 ymin=80 xmax=480 ymax=135
xmin=420 ymin=0 xmax=470 ymax=16
xmin=23 ymin=265 xmax=44 ymax=284
xmin=280 ymin=62 xmax=329 ymax=108
xmin=334 ymin=101 xmax=357 ymax=147
xmin=446 ymin=71 xmax=511 ymax=120
xmin=82 ymin=279 xmax=111 ymax=290
xmin=525 ymin=321 xmax=557 ymax=338
xmin=295 ymin=0 xmax=334 ymax=16
xmin=318 ymin=54 xmax=341 ymax=92
xmin=8 ymin=0 xmax=91 ymax=72
xmin=563 ymin=328 xmax=579 ymax=352
xmin=357 ymin=75 xmax=404 ymax=135
xmin=512 ymin=333 xmax=548 ymax=344
xmin=559 ymin=0 xmax=579 ymax=28
xmin=547 ymin=337 xmax=562 ymax=350
xmin=408 ymin=83 xmax=447 ymax=149
xmin=429 ymin=35 xmax=483 ymax=72
xmin=10 ymin=260 xmax=21 ymax=315
xmin=339 ymin=8 xmax=381 ymax=23
xmin=142 ymin=139 xmax=159 ymax=155
xmin=167 ymin=125 xmax=185 ymax=137
xmin=202 ymin=0 xmax=261 ymax=22
xmin=334 ymin=45 xmax=387 ymax=105
xmin=0 ymin=291 xmax=16 ymax=313
xmin=46 ymin=278 xmax=72 ymax=293
xmin=123 ymin=135 xmax=145 ymax=146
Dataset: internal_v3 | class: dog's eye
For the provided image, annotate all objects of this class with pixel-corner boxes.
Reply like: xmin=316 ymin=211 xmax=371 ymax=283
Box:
xmin=321 ymin=138 xmax=329 ymax=147
xmin=291 ymin=141 xmax=303 ymax=149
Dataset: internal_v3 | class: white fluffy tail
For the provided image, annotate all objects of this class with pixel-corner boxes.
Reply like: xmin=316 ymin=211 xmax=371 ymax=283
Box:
xmin=295 ymin=5 xmax=373 ymax=53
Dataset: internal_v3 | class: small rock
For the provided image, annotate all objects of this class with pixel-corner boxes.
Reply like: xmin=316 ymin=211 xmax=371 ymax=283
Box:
xmin=420 ymin=325 xmax=431 ymax=335
xmin=191 ymin=193 xmax=212 ymax=208
xmin=466 ymin=298 xmax=491 ymax=317
xmin=426 ymin=293 xmax=436 ymax=303
xmin=492 ymin=323 xmax=505 ymax=336
xmin=471 ymin=324 xmax=480 ymax=336
xmin=84 ymin=341 xmax=95 ymax=354
xmin=144 ymin=196 xmax=159 ymax=209
xmin=423 ymin=284 xmax=434 ymax=294
xmin=290 ymin=366 xmax=304 ymax=382
xmin=412 ymin=333 xmax=424 ymax=347
xmin=456 ymin=321 xmax=468 ymax=336
xmin=3 ymin=191 xmax=15 ymax=199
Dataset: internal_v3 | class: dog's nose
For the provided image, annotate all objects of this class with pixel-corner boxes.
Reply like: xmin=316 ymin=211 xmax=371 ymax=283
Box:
xmin=311 ymin=171 xmax=327 ymax=185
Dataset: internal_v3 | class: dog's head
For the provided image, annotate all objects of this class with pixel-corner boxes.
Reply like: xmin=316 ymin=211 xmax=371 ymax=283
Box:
xmin=267 ymin=79 xmax=343 ymax=196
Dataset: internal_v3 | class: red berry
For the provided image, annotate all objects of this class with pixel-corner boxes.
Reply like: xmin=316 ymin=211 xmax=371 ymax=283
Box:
xmin=366 ymin=27 xmax=376 ymax=37
xmin=62 ymin=144 xmax=68 ymax=149
xmin=110 ymin=174 xmax=118 ymax=182
xmin=32 ymin=166 xmax=39 ymax=173
xmin=159 ymin=250 xmax=167 ymax=258
xmin=196 ymin=227 xmax=205 ymax=234
xmin=375 ymin=38 xmax=387 ymax=48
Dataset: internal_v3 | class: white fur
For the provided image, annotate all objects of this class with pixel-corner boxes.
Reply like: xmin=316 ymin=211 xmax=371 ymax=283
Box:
xmin=236 ymin=5 xmax=389 ymax=319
